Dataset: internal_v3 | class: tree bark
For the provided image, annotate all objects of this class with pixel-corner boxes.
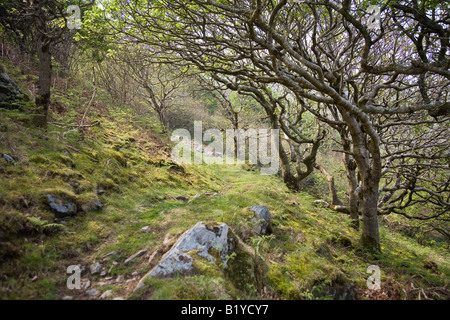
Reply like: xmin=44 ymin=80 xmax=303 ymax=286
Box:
xmin=315 ymin=163 xmax=342 ymax=206
xmin=360 ymin=179 xmax=381 ymax=250
xmin=144 ymin=83 xmax=168 ymax=133
xmin=33 ymin=9 xmax=52 ymax=128
xmin=268 ymin=113 xmax=297 ymax=190
xmin=341 ymin=112 xmax=381 ymax=252
xmin=287 ymin=138 xmax=297 ymax=162
xmin=342 ymin=135 xmax=360 ymax=229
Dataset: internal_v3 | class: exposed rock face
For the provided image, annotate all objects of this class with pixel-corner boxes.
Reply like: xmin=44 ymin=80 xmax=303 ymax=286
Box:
xmin=0 ymin=72 xmax=24 ymax=109
xmin=249 ymin=206 xmax=272 ymax=235
xmin=146 ymin=222 xmax=232 ymax=279
xmin=146 ymin=249 xmax=195 ymax=279
xmin=134 ymin=222 xmax=263 ymax=293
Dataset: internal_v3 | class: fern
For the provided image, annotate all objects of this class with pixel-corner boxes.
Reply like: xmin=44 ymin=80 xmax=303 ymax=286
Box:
xmin=26 ymin=217 xmax=65 ymax=234
xmin=42 ymin=223 xmax=65 ymax=234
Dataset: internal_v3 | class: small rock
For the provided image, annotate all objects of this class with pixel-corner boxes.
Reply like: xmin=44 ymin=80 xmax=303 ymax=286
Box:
xmin=249 ymin=206 xmax=273 ymax=235
xmin=193 ymin=194 xmax=201 ymax=199
xmin=95 ymin=202 xmax=103 ymax=210
xmin=46 ymin=194 xmax=77 ymax=219
xmin=158 ymin=210 xmax=166 ymax=215
xmin=2 ymin=153 xmax=16 ymax=164
xmin=175 ymin=195 xmax=189 ymax=202
xmin=62 ymin=296 xmax=74 ymax=300
xmin=81 ymin=279 xmax=91 ymax=290
xmin=141 ymin=226 xmax=150 ymax=233
xmin=131 ymin=272 xmax=138 ymax=277
xmin=314 ymin=199 xmax=330 ymax=207
xmin=124 ymin=250 xmax=148 ymax=265
xmin=100 ymin=270 xmax=107 ymax=277
xmin=69 ymin=181 xmax=80 ymax=189
xmin=113 ymin=297 xmax=125 ymax=300
xmin=90 ymin=262 xmax=102 ymax=275
xmin=213 ymin=193 xmax=221 ymax=197
xmin=99 ymin=290 xmax=113 ymax=300
xmin=116 ymin=275 xmax=124 ymax=283
xmin=85 ymin=289 xmax=99 ymax=297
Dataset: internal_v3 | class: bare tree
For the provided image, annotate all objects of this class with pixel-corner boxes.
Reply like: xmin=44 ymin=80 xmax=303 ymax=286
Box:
xmin=22 ymin=0 xmax=94 ymax=127
xmin=103 ymin=0 xmax=449 ymax=251
xmin=97 ymin=46 xmax=192 ymax=133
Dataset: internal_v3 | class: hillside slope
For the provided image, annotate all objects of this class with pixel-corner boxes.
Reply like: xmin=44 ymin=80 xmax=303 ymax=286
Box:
xmin=0 ymin=58 xmax=449 ymax=300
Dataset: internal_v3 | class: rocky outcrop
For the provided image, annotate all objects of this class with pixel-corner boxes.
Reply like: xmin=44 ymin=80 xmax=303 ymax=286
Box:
xmin=142 ymin=222 xmax=232 ymax=280
xmin=46 ymin=193 xmax=103 ymax=220
xmin=135 ymin=221 xmax=264 ymax=293
xmin=0 ymin=72 xmax=25 ymax=109
xmin=46 ymin=195 xmax=77 ymax=219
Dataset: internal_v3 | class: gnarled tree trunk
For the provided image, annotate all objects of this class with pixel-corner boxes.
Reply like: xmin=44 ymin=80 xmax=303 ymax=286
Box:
xmin=315 ymin=163 xmax=342 ymax=207
xmin=340 ymin=110 xmax=381 ymax=252
xmin=342 ymin=135 xmax=360 ymax=229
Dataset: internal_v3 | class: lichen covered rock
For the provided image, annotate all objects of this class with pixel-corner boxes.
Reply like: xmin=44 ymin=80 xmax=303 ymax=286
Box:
xmin=143 ymin=222 xmax=233 ymax=280
xmin=249 ymin=206 xmax=272 ymax=235
xmin=135 ymin=221 xmax=263 ymax=294
xmin=0 ymin=72 xmax=25 ymax=109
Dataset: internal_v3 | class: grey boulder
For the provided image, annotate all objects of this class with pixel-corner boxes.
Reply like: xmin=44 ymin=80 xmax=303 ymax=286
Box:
xmin=249 ymin=206 xmax=273 ymax=235
xmin=0 ymin=72 xmax=25 ymax=109
xmin=46 ymin=194 xmax=77 ymax=219
xmin=85 ymin=289 xmax=99 ymax=297
xmin=134 ymin=222 xmax=233 ymax=291
xmin=90 ymin=262 xmax=102 ymax=275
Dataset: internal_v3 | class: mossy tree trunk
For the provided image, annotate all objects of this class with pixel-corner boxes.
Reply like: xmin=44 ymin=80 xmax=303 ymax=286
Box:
xmin=340 ymin=110 xmax=381 ymax=253
xmin=315 ymin=163 xmax=342 ymax=207
xmin=33 ymin=1 xmax=52 ymax=128
xmin=342 ymin=132 xmax=360 ymax=229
